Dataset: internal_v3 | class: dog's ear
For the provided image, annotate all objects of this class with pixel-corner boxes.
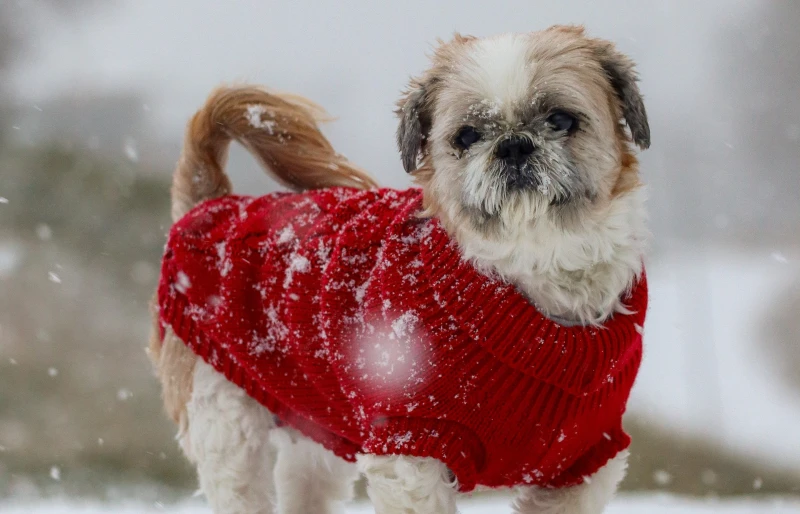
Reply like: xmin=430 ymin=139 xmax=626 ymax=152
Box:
xmin=594 ymin=42 xmax=651 ymax=149
xmin=396 ymin=77 xmax=436 ymax=173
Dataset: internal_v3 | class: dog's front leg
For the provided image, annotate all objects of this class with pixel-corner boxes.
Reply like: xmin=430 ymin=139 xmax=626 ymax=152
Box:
xmin=358 ymin=455 xmax=457 ymax=514
xmin=511 ymin=451 xmax=629 ymax=514
xmin=270 ymin=428 xmax=359 ymax=514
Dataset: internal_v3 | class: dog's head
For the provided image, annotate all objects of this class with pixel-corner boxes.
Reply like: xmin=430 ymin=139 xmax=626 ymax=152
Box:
xmin=397 ymin=26 xmax=649 ymax=233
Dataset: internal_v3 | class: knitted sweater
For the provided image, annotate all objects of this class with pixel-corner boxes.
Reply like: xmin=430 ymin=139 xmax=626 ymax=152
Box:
xmin=157 ymin=187 xmax=647 ymax=492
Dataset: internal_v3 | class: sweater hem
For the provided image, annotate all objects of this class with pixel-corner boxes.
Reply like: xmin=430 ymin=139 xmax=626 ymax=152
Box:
xmin=362 ymin=416 xmax=486 ymax=493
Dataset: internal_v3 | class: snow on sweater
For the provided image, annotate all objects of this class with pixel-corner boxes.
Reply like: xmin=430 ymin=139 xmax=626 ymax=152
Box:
xmin=157 ymin=187 xmax=647 ymax=492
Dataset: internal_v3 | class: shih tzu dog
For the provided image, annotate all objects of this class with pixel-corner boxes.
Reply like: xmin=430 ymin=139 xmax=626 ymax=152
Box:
xmin=149 ymin=25 xmax=650 ymax=514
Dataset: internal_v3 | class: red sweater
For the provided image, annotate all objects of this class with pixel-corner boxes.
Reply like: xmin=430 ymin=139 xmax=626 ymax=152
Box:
xmin=157 ymin=187 xmax=647 ymax=492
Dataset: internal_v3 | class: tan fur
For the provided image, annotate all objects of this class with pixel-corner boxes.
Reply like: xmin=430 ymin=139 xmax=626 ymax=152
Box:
xmin=171 ymin=85 xmax=377 ymax=221
xmin=147 ymin=299 xmax=196 ymax=436
xmin=611 ymin=152 xmax=642 ymax=197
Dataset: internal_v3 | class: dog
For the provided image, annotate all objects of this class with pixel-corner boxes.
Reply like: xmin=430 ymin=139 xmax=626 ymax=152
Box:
xmin=149 ymin=25 xmax=650 ymax=514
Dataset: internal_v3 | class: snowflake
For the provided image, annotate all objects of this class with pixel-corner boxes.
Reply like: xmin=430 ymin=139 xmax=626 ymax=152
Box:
xmin=244 ymin=104 xmax=277 ymax=134
xmin=175 ymin=271 xmax=191 ymax=293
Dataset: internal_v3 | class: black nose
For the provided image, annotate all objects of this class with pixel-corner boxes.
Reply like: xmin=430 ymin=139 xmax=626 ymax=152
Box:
xmin=495 ymin=136 xmax=535 ymax=165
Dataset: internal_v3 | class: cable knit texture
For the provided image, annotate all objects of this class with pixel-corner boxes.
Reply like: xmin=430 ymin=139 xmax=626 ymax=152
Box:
xmin=157 ymin=187 xmax=647 ymax=492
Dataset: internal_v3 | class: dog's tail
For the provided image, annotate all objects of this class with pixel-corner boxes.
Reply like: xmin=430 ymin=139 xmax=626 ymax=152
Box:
xmin=171 ymin=85 xmax=378 ymax=221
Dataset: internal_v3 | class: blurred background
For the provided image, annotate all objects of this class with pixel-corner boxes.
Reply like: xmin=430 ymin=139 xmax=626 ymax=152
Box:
xmin=0 ymin=0 xmax=798 ymax=505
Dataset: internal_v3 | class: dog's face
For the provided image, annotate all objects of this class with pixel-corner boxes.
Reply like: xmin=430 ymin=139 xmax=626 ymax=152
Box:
xmin=397 ymin=26 xmax=650 ymax=233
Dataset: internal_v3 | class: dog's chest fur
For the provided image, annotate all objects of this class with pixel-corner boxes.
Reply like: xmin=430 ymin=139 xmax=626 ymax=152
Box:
xmin=450 ymin=187 xmax=647 ymax=324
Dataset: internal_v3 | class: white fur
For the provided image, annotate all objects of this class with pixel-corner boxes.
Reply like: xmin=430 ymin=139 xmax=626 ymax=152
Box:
xmin=271 ymin=428 xmax=359 ymax=514
xmin=462 ymin=34 xmax=533 ymax=116
xmin=513 ymin=451 xmax=629 ymax=514
xmin=358 ymin=454 xmax=458 ymax=514
xmin=185 ymin=361 xmax=277 ymax=514
xmin=461 ymin=151 xmax=506 ymax=215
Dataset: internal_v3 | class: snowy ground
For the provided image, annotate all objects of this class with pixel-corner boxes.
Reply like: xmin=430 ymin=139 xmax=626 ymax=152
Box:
xmin=3 ymin=495 xmax=800 ymax=514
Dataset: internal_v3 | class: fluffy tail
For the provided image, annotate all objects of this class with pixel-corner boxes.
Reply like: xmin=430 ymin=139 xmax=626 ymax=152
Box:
xmin=171 ymin=85 xmax=377 ymax=221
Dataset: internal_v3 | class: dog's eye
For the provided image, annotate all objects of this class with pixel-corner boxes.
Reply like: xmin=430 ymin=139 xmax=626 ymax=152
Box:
xmin=547 ymin=112 xmax=577 ymax=133
xmin=455 ymin=126 xmax=481 ymax=149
